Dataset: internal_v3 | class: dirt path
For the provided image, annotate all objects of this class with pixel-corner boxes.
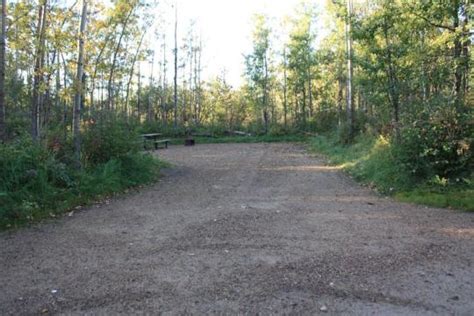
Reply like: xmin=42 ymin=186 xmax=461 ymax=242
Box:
xmin=1 ymin=143 xmax=473 ymax=315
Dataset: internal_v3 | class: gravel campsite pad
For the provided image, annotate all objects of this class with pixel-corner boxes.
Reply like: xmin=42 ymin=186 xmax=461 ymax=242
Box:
xmin=1 ymin=143 xmax=473 ymax=314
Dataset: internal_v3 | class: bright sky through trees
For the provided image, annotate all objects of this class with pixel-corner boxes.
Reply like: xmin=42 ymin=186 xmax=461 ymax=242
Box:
xmin=151 ymin=0 xmax=326 ymax=87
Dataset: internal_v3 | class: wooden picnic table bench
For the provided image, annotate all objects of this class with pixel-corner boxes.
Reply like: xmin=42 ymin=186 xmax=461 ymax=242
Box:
xmin=140 ymin=133 xmax=163 ymax=150
xmin=154 ymin=139 xmax=170 ymax=149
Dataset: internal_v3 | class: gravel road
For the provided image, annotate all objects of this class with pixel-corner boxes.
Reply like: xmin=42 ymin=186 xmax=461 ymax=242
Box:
xmin=1 ymin=143 xmax=473 ymax=315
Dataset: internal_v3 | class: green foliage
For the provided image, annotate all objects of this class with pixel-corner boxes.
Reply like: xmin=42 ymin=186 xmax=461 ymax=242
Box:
xmin=396 ymin=108 xmax=473 ymax=181
xmin=82 ymin=119 xmax=141 ymax=166
xmin=333 ymin=122 xmax=360 ymax=145
xmin=335 ymin=123 xmax=354 ymax=145
xmin=0 ymin=139 xmax=64 ymax=224
xmin=310 ymin=131 xmax=473 ymax=211
xmin=311 ymin=110 xmax=339 ymax=133
xmin=310 ymin=133 xmax=409 ymax=193
xmin=0 ymin=136 xmax=164 ymax=230
xmin=78 ymin=152 xmax=163 ymax=198
xmin=349 ymin=137 xmax=413 ymax=193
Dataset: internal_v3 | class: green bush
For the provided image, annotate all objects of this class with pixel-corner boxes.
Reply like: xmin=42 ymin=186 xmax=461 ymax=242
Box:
xmin=82 ymin=119 xmax=140 ymax=166
xmin=140 ymin=121 xmax=190 ymax=137
xmin=396 ymin=108 xmax=473 ymax=182
xmin=0 ymin=130 xmax=163 ymax=229
xmin=310 ymin=130 xmax=473 ymax=211
xmin=311 ymin=110 xmax=339 ymax=133
xmin=0 ymin=139 xmax=70 ymax=223
xmin=350 ymin=136 xmax=413 ymax=192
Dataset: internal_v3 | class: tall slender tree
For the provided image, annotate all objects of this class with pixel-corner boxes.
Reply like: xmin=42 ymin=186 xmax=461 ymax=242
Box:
xmin=72 ymin=0 xmax=88 ymax=168
xmin=125 ymin=28 xmax=147 ymax=118
xmin=31 ymin=0 xmax=48 ymax=141
xmin=282 ymin=46 xmax=288 ymax=128
xmin=345 ymin=0 xmax=354 ymax=138
xmin=107 ymin=3 xmax=136 ymax=110
xmin=245 ymin=14 xmax=271 ymax=133
xmin=147 ymin=49 xmax=155 ymax=122
xmin=173 ymin=1 xmax=178 ymax=128
xmin=0 ymin=0 xmax=6 ymax=142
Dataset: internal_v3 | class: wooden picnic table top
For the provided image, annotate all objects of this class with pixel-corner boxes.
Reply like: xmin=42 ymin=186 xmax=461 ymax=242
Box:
xmin=141 ymin=133 xmax=163 ymax=138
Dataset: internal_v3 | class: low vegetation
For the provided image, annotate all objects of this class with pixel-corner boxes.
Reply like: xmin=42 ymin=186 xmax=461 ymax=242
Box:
xmin=310 ymin=130 xmax=473 ymax=212
xmin=0 ymin=119 xmax=166 ymax=230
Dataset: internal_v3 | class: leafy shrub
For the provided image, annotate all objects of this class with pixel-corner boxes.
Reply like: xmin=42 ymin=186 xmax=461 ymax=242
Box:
xmin=310 ymin=131 xmax=473 ymax=210
xmin=311 ymin=110 xmax=339 ymax=133
xmin=396 ymin=108 xmax=473 ymax=182
xmin=336 ymin=122 xmax=353 ymax=144
xmin=350 ymin=135 xmax=413 ymax=192
xmin=82 ymin=119 xmax=140 ymax=166
xmin=0 ymin=130 xmax=163 ymax=229
xmin=116 ymin=152 xmax=162 ymax=186
xmin=0 ymin=139 xmax=71 ymax=223
xmin=140 ymin=121 xmax=190 ymax=137
xmin=268 ymin=124 xmax=291 ymax=136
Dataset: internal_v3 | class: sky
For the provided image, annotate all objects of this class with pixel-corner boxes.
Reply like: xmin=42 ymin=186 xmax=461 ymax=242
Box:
xmin=147 ymin=0 xmax=327 ymax=88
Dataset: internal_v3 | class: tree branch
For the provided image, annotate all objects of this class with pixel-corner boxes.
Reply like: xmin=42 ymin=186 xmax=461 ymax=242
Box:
xmin=412 ymin=12 xmax=456 ymax=32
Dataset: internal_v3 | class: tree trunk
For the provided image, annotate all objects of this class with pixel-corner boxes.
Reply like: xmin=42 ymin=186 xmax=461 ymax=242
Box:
xmin=55 ymin=49 xmax=61 ymax=122
xmin=383 ymin=18 xmax=400 ymax=139
xmin=337 ymin=77 xmax=344 ymax=126
xmin=263 ymin=52 xmax=269 ymax=133
xmin=188 ymin=37 xmax=193 ymax=123
xmin=147 ymin=50 xmax=155 ymax=122
xmin=345 ymin=0 xmax=354 ymax=138
xmin=61 ymin=52 xmax=69 ymax=139
xmin=193 ymin=44 xmax=198 ymax=124
xmin=458 ymin=0 xmax=469 ymax=109
xmin=31 ymin=0 xmax=48 ymax=142
xmin=161 ymin=35 xmax=167 ymax=126
xmin=41 ymin=51 xmax=56 ymax=131
xmin=308 ymin=69 xmax=313 ymax=118
xmin=73 ymin=0 xmax=88 ymax=169
xmin=302 ymin=84 xmax=306 ymax=127
xmin=194 ymin=38 xmax=202 ymax=125
xmin=125 ymin=30 xmax=146 ymax=118
xmin=452 ymin=0 xmax=464 ymax=109
xmin=283 ymin=47 xmax=288 ymax=128
xmin=90 ymin=22 xmax=119 ymax=110
xmin=107 ymin=7 xmax=134 ymax=111
xmin=173 ymin=1 xmax=178 ymax=128
xmin=0 ymin=0 xmax=6 ymax=142
xmin=137 ymin=66 xmax=141 ymax=120
xmin=181 ymin=61 xmax=186 ymax=124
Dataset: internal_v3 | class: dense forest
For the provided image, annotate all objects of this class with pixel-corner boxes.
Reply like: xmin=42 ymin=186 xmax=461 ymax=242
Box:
xmin=0 ymin=0 xmax=472 ymax=226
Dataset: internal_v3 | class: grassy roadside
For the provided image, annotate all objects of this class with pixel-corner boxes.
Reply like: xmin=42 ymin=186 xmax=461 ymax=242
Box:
xmin=309 ymin=133 xmax=473 ymax=212
xmin=0 ymin=145 xmax=169 ymax=230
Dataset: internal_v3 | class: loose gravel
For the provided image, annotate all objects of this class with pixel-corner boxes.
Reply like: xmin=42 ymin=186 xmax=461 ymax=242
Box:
xmin=1 ymin=143 xmax=473 ymax=315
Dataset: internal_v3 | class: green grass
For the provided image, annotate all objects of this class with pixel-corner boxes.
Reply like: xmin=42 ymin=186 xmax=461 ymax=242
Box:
xmin=396 ymin=189 xmax=474 ymax=211
xmin=309 ymin=132 xmax=473 ymax=212
xmin=0 ymin=143 xmax=168 ymax=230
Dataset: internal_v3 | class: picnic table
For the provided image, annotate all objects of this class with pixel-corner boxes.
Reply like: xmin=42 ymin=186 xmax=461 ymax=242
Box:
xmin=141 ymin=133 xmax=162 ymax=140
xmin=140 ymin=133 xmax=170 ymax=150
